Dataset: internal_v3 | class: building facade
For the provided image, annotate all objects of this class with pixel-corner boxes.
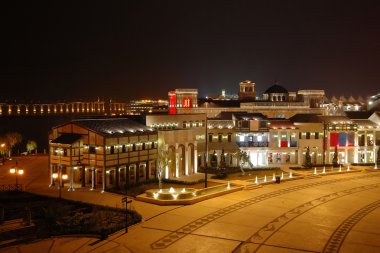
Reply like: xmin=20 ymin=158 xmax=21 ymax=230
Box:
xmin=49 ymin=118 xmax=158 ymax=192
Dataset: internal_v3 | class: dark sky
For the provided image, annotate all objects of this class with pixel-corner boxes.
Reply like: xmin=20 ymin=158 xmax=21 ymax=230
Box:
xmin=2 ymin=0 xmax=380 ymax=102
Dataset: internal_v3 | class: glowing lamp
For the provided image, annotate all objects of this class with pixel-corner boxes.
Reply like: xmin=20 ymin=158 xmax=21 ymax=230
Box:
xmin=18 ymin=169 xmax=24 ymax=175
xmin=10 ymin=168 xmax=16 ymax=174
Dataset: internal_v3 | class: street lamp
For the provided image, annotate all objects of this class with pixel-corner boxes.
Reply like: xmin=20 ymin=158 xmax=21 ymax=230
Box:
xmin=9 ymin=160 xmax=24 ymax=188
xmin=52 ymin=147 xmax=68 ymax=199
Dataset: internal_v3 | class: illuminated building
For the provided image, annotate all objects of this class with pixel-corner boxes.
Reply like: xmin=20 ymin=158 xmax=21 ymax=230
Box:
xmin=49 ymin=118 xmax=157 ymax=191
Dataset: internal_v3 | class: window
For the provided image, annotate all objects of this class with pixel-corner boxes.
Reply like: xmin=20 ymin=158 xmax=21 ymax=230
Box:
xmin=306 ymin=132 xmax=310 ymax=139
xmin=315 ymin=132 xmax=319 ymax=139
xmin=142 ymin=143 xmax=145 ymax=150
xmin=122 ymin=145 xmax=126 ymax=153
xmin=132 ymin=144 xmax=136 ymax=151
xmin=109 ymin=170 xmax=114 ymax=184
xmin=228 ymin=133 xmax=232 ymax=142
xmin=299 ymin=132 xmax=302 ymax=139
xmin=129 ymin=165 xmax=135 ymax=180
xmin=208 ymin=134 xmax=213 ymax=143
xmin=218 ymin=133 xmax=222 ymax=142
xmin=120 ymin=168 xmax=125 ymax=181
xmin=139 ymin=165 xmax=145 ymax=178
xmin=183 ymin=121 xmax=187 ymax=128
xmin=89 ymin=146 xmax=96 ymax=154
xmin=110 ymin=146 xmax=115 ymax=154
xmin=63 ymin=148 xmax=67 ymax=156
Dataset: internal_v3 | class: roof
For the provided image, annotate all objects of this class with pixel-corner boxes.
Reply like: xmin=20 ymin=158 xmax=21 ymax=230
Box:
xmin=198 ymin=100 xmax=241 ymax=108
xmin=268 ymin=119 xmax=298 ymax=129
xmin=264 ymin=84 xmax=288 ymax=94
xmin=233 ymin=113 xmax=267 ymax=121
xmin=51 ymin=133 xmax=82 ymax=144
xmin=289 ymin=114 xmax=322 ymax=123
xmin=345 ymin=111 xmax=373 ymax=120
xmin=71 ymin=118 xmax=155 ymax=136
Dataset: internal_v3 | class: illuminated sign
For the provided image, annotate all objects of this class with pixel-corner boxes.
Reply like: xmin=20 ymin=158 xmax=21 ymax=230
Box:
xmin=183 ymin=98 xmax=192 ymax=108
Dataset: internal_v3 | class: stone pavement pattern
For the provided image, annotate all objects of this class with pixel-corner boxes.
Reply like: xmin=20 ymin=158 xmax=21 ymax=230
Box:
xmin=1 ymin=156 xmax=380 ymax=252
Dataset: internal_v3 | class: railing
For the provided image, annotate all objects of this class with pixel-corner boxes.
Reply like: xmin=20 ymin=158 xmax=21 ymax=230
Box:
xmin=0 ymin=184 xmax=23 ymax=192
xmin=237 ymin=142 xmax=269 ymax=147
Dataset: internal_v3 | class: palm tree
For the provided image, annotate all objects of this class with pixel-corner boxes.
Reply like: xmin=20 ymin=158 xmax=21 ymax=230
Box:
xmin=157 ymin=149 xmax=169 ymax=189
xmin=26 ymin=140 xmax=37 ymax=154
xmin=5 ymin=132 xmax=22 ymax=157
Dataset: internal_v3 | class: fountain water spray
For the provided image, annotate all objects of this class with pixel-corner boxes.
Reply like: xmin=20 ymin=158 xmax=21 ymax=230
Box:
xmin=347 ymin=164 xmax=350 ymax=171
xmin=181 ymin=188 xmax=186 ymax=193
xmin=281 ymin=172 xmax=284 ymax=179
xmin=289 ymin=171 xmax=293 ymax=178
xmin=314 ymin=167 xmax=317 ymax=175
xmin=255 ymin=176 xmax=258 ymax=184
xmin=272 ymin=173 xmax=276 ymax=181
xmin=264 ymin=175 xmax=267 ymax=182
xmin=339 ymin=165 xmax=342 ymax=172
xmin=169 ymin=187 xmax=175 ymax=193
xmin=227 ymin=181 xmax=231 ymax=189
xmin=322 ymin=167 xmax=326 ymax=174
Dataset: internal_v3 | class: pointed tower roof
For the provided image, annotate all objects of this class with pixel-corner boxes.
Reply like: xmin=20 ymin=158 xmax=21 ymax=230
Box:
xmin=348 ymin=96 xmax=356 ymax=103
xmin=339 ymin=96 xmax=347 ymax=102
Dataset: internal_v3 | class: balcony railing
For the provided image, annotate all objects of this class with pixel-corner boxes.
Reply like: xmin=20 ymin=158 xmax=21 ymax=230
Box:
xmin=237 ymin=141 xmax=269 ymax=147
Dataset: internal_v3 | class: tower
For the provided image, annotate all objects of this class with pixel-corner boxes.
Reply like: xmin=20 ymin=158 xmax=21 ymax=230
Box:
xmin=238 ymin=80 xmax=256 ymax=101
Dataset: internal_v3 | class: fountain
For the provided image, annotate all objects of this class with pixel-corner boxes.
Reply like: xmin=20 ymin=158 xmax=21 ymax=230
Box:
xmin=255 ymin=176 xmax=258 ymax=184
xmin=347 ymin=164 xmax=350 ymax=171
xmin=322 ymin=167 xmax=326 ymax=174
xmin=314 ymin=167 xmax=317 ymax=175
xmin=272 ymin=173 xmax=276 ymax=181
xmin=339 ymin=165 xmax=342 ymax=172
xmin=289 ymin=171 xmax=293 ymax=178
xmin=146 ymin=187 xmax=196 ymax=200
xmin=281 ymin=172 xmax=284 ymax=179
xmin=227 ymin=181 xmax=231 ymax=189
xmin=264 ymin=175 xmax=267 ymax=182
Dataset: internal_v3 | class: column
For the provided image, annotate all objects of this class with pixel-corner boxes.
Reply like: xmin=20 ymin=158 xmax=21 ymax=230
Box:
xmin=194 ymin=143 xmax=198 ymax=173
xmin=90 ymin=168 xmax=95 ymax=190
xmin=185 ymin=143 xmax=189 ymax=176
xmin=68 ymin=167 xmax=75 ymax=191
xmin=344 ymin=148 xmax=348 ymax=164
xmin=49 ymin=165 xmax=54 ymax=187
xmin=116 ymin=167 xmax=120 ymax=188
xmin=175 ymin=145 xmax=179 ymax=178
xmin=102 ymin=169 xmax=106 ymax=193
xmin=287 ymin=130 xmax=290 ymax=147
xmin=81 ymin=166 xmax=85 ymax=187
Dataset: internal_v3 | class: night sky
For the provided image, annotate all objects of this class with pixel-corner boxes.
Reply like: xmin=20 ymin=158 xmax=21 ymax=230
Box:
xmin=2 ymin=1 xmax=380 ymax=102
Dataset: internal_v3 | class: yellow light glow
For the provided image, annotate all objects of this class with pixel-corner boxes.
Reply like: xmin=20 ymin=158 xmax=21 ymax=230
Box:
xmin=10 ymin=168 xmax=16 ymax=174
xmin=18 ymin=169 xmax=24 ymax=175
xmin=52 ymin=173 xmax=58 ymax=179
xmin=62 ymin=174 xmax=68 ymax=180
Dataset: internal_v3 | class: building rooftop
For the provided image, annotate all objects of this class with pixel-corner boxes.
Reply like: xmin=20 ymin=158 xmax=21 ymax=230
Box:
xmin=72 ymin=118 xmax=155 ymax=136
xmin=264 ymin=84 xmax=289 ymax=94
xmin=289 ymin=114 xmax=323 ymax=123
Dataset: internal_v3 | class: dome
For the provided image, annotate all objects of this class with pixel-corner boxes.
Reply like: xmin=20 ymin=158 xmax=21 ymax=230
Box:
xmin=264 ymin=84 xmax=288 ymax=94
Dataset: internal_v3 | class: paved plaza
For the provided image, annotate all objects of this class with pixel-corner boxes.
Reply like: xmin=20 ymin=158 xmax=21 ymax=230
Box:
xmin=1 ymin=156 xmax=380 ymax=253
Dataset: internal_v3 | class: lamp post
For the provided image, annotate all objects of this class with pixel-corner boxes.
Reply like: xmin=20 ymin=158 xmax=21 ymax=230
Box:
xmin=205 ymin=116 xmax=208 ymax=188
xmin=1 ymin=143 xmax=5 ymax=164
xmin=52 ymin=148 xmax=68 ymax=199
xmin=9 ymin=160 xmax=24 ymax=188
